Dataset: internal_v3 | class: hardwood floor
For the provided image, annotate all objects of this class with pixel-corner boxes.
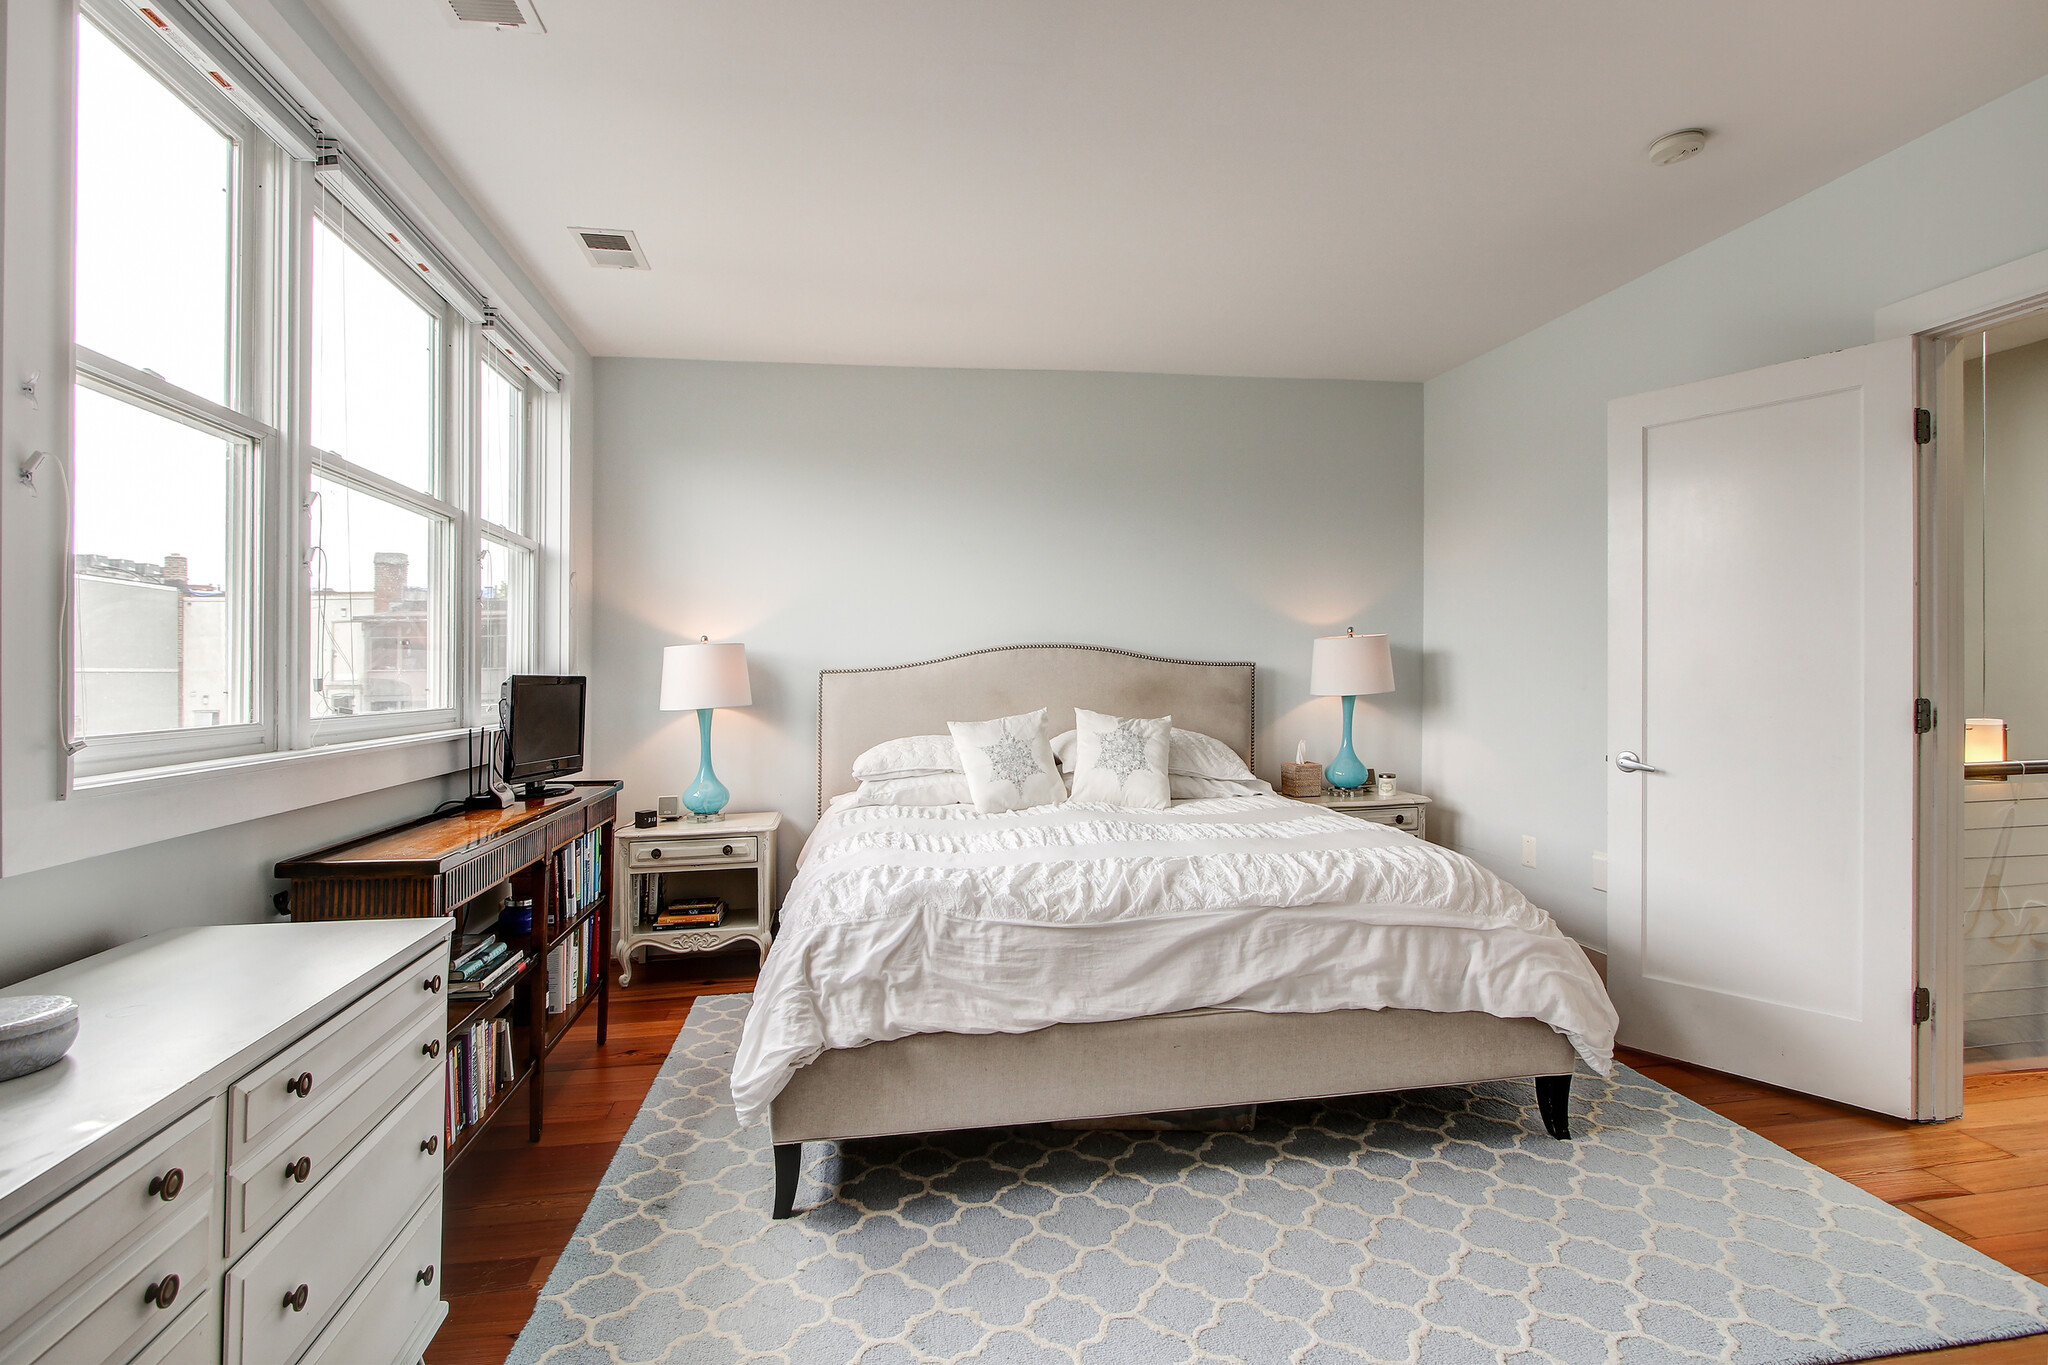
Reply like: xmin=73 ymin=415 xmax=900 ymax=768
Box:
xmin=431 ymin=968 xmax=2048 ymax=1364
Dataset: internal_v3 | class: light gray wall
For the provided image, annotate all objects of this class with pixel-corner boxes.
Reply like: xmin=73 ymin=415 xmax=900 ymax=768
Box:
xmin=1422 ymin=72 xmax=2048 ymax=948
xmin=591 ymin=359 xmax=1423 ymax=872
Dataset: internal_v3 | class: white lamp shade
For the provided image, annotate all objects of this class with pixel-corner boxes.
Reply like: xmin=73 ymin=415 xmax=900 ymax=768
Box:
xmin=660 ymin=642 xmax=752 ymax=711
xmin=1309 ymin=632 xmax=1394 ymax=697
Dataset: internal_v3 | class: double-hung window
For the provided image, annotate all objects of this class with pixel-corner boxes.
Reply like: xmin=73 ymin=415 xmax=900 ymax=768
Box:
xmin=65 ymin=0 xmax=560 ymax=786
xmin=71 ymin=9 xmax=273 ymax=775
xmin=307 ymin=208 xmax=455 ymax=731
xmin=477 ymin=353 xmax=537 ymax=709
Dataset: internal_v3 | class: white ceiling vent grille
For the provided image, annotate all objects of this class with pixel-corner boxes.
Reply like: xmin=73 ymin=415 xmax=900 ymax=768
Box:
xmin=444 ymin=0 xmax=544 ymax=32
xmin=572 ymin=228 xmax=649 ymax=270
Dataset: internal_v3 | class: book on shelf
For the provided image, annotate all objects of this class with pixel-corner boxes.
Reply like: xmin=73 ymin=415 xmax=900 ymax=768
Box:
xmin=654 ymin=897 xmax=725 ymax=929
xmin=452 ymin=938 xmax=510 ymax=981
xmin=449 ymin=951 xmax=526 ymax=1000
xmin=544 ymin=919 xmax=601 ymax=1015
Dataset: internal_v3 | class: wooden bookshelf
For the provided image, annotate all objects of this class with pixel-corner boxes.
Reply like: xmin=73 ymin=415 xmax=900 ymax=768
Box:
xmin=276 ymin=780 xmax=622 ymax=1157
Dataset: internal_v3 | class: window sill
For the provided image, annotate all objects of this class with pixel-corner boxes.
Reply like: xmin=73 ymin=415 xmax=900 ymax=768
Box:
xmin=72 ymin=727 xmax=471 ymax=794
xmin=4 ymin=728 xmax=473 ymax=878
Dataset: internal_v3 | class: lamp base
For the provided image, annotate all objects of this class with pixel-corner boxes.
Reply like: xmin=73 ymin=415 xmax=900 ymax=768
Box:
xmin=685 ymin=811 xmax=725 ymax=823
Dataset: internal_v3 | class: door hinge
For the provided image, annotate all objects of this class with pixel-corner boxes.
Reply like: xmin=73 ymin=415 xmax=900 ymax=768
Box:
xmin=1913 ymin=986 xmax=1933 ymax=1025
xmin=1915 ymin=408 xmax=1934 ymax=445
xmin=1915 ymin=698 xmax=1935 ymax=734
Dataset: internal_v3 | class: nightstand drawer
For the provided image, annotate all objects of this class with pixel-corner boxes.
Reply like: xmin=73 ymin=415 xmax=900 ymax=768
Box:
xmin=629 ymin=836 xmax=757 ymax=868
xmin=1351 ymin=806 xmax=1423 ymax=832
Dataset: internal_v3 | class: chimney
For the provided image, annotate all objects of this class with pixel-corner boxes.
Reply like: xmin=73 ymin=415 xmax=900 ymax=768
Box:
xmin=373 ymin=552 xmax=409 ymax=612
xmin=163 ymin=554 xmax=188 ymax=585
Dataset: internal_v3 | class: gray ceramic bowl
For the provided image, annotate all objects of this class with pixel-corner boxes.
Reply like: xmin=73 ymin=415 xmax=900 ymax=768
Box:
xmin=0 ymin=995 xmax=79 ymax=1081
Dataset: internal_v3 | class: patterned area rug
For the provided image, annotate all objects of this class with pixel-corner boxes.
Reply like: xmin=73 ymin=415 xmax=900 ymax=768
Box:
xmin=510 ymin=994 xmax=2048 ymax=1364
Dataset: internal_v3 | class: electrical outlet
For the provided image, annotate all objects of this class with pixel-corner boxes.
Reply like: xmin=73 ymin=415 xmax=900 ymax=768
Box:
xmin=1521 ymin=835 xmax=1537 ymax=868
xmin=1591 ymin=852 xmax=1607 ymax=891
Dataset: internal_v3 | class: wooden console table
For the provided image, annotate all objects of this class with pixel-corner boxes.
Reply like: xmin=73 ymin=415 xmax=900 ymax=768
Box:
xmin=275 ymin=781 xmax=621 ymax=1163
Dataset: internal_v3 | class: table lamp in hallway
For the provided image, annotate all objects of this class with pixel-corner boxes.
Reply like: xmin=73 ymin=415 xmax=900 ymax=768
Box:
xmin=1309 ymin=628 xmax=1394 ymax=791
xmin=661 ymin=638 xmax=752 ymax=821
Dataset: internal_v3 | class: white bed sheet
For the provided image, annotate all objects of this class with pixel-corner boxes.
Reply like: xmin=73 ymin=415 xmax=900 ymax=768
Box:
xmin=731 ymin=794 xmax=1618 ymax=1127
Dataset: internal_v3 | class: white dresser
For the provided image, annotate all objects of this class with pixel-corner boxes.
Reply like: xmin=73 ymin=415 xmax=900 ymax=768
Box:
xmin=0 ymin=919 xmax=453 ymax=1365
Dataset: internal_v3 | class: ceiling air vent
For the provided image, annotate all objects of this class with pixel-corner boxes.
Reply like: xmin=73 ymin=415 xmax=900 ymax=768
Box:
xmin=572 ymin=228 xmax=649 ymax=270
xmin=444 ymin=0 xmax=544 ymax=32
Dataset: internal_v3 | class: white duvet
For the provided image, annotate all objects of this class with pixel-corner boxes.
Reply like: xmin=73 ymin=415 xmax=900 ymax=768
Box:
xmin=730 ymin=794 xmax=1618 ymax=1127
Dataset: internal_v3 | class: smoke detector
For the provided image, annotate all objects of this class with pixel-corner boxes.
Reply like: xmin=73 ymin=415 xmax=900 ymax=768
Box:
xmin=444 ymin=0 xmax=544 ymax=32
xmin=1648 ymin=129 xmax=1709 ymax=167
xmin=572 ymin=228 xmax=650 ymax=271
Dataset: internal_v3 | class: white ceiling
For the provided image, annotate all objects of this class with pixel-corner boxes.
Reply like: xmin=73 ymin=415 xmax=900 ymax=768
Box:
xmin=314 ymin=1 xmax=2048 ymax=381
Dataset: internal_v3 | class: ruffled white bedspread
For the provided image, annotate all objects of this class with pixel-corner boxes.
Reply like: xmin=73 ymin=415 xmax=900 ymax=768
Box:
xmin=730 ymin=795 xmax=1618 ymax=1127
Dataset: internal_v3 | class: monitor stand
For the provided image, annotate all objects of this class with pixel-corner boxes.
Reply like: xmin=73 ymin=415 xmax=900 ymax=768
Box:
xmin=517 ymin=781 xmax=573 ymax=801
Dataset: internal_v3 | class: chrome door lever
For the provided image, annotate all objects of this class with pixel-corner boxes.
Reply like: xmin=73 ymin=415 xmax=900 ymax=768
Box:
xmin=1615 ymin=751 xmax=1660 ymax=774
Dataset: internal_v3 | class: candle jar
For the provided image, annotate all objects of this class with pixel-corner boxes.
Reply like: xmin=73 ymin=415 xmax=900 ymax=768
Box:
xmin=1375 ymin=772 xmax=1398 ymax=799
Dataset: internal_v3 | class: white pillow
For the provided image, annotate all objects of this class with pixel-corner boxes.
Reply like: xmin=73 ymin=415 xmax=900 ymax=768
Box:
xmin=851 ymin=734 xmax=961 ymax=780
xmin=1170 ymin=773 xmax=1274 ymax=800
xmin=845 ymin=773 xmax=973 ymax=807
xmin=1051 ymin=726 xmax=1256 ymax=782
xmin=948 ymin=709 xmax=1068 ymax=813
xmin=1068 ymin=709 xmax=1171 ymax=809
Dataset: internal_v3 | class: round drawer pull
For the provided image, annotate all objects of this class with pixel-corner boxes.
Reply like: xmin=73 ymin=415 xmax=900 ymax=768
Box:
xmin=148 ymin=1168 xmax=184 ymax=1202
xmin=423 ymin=1039 xmax=442 ymax=1058
xmin=285 ymin=1071 xmax=314 ymax=1098
xmin=1393 ymin=814 xmax=1407 ymax=824
xmin=421 ymin=1135 xmax=439 ymax=1155
xmin=416 ymin=1264 xmax=436 ymax=1286
xmin=285 ymin=1156 xmax=311 ymax=1183
xmin=723 ymin=844 xmax=734 ymax=855
xmin=145 ymin=1274 xmax=179 ymax=1309
xmin=284 ymin=1283 xmax=309 ymax=1313
xmin=648 ymin=848 xmax=663 ymax=859
xmin=424 ymin=973 xmax=443 ymax=994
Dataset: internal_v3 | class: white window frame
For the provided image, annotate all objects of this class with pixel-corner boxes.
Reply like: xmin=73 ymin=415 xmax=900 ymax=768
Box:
xmin=68 ymin=1 xmax=278 ymax=778
xmin=476 ymin=346 xmax=539 ymax=715
xmin=303 ymin=197 xmax=465 ymax=744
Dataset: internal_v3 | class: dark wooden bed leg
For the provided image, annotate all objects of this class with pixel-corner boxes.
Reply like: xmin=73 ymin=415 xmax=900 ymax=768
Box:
xmin=1535 ymin=1074 xmax=1573 ymax=1139
xmin=772 ymin=1142 xmax=801 ymax=1219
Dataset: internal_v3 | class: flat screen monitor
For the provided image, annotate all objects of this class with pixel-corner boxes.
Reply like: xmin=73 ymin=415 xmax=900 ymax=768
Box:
xmin=500 ymin=675 xmax=586 ymax=798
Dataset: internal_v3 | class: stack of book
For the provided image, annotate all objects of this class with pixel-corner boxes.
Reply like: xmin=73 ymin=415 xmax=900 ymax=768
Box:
xmin=450 ymin=934 xmax=526 ymax=1000
xmin=654 ymin=898 xmax=726 ymax=930
xmin=545 ymin=918 xmax=602 ymax=1015
xmin=446 ymin=1015 xmax=516 ymax=1140
xmin=552 ymin=829 xmax=604 ymax=930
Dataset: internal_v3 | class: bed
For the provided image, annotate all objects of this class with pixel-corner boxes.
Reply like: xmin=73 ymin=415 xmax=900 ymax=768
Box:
xmin=747 ymin=644 xmax=1617 ymax=1218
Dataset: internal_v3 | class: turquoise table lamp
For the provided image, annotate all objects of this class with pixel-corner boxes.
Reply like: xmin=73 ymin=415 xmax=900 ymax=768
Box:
xmin=660 ymin=638 xmax=752 ymax=821
xmin=1309 ymin=628 xmax=1395 ymax=790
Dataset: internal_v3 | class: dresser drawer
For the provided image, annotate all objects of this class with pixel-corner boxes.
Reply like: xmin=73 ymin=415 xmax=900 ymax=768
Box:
xmin=298 ymin=1192 xmax=443 ymax=1365
xmin=0 ymin=1102 xmax=217 ymax=1347
xmin=126 ymin=1289 xmax=215 ymax=1365
xmin=629 ymin=835 xmax=756 ymax=868
xmin=223 ymin=1071 xmax=443 ymax=1365
xmin=6 ymin=1201 xmax=212 ymax=1365
xmin=227 ymin=1002 xmax=444 ymax=1260
xmin=230 ymin=944 xmax=448 ymax=1160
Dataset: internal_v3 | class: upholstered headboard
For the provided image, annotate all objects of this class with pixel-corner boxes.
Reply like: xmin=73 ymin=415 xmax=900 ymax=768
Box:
xmin=817 ymin=644 xmax=1256 ymax=814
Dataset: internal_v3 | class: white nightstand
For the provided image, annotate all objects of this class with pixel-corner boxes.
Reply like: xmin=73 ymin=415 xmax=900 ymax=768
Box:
xmin=614 ymin=812 xmax=781 ymax=985
xmin=1284 ymin=788 xmax=1432 ymax=839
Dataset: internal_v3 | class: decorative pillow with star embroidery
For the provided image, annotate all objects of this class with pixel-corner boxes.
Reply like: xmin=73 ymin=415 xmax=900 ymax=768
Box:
xmin=946 ymin=709 xmax=1068 ymax=813
xmin=1067 ymin=708 xmax=1172 ymax=809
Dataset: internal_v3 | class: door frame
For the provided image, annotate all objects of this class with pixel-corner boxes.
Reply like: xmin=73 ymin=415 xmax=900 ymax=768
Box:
xmin=1882 ymin=252 xmax=2048 ymax=1119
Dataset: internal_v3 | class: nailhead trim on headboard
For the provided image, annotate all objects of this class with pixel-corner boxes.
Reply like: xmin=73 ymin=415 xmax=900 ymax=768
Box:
xmin=815 ymin=643 xmax=1257 ymax=819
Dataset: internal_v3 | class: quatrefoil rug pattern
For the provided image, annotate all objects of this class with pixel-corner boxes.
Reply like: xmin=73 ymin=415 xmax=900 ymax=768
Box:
xmin=510 ymin=994 xmax=2048 ymax=1364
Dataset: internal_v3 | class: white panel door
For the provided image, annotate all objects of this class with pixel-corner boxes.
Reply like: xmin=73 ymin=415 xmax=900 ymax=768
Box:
xmin=1608 ymin=337 xmax=1922 ymax=1117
